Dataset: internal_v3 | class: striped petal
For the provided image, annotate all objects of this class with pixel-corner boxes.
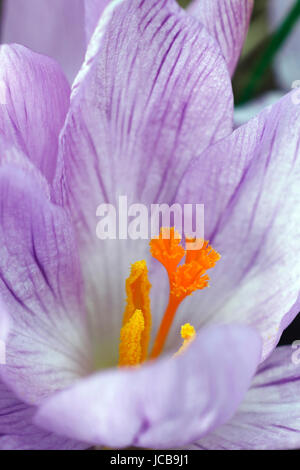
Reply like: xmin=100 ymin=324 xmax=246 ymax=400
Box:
xmin=0 ymin=379 xmax=86 ymax=450
xmin=0 ymin=44 xmax=70 ymax=186
xmin=54 ymin=0 xmax=233 ymax=346
xmin=35 ymin=325 xmax=261 ymax=449
xmin=175 ymin=92 xmax=300 ymax=361
xmin=186 ymin=0 xmax=253 ymax=76
xmin=0 ymin=149 xmax=91 ymax=405
xmin=191 ymin=346 xmax=300 ymax=450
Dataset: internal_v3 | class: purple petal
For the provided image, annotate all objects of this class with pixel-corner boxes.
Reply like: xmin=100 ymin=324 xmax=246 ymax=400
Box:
xmin=174 ymin=92 xmax=300 ymax=361
xmin=0 ymin=44 xmax=70 ymax=185
xmin=191 ymin=346 xmax=300 ymax=450
xmin=54 ymin=0 xmax=233 ymax=339
xmin=0 ymin=155 xmax=91 ymax=405
xmin=85 ymin=0 xmax=111 ymax=43
xmin=1 ymin=0 xmax=86 ymax=83
xmin=186 ymin=0 xmax=253 ymax=76
xmin=0 ymin=378 xmax=86 ymax=450
xmin=34 ymin=325 xmax=261 ymax=449
xmin=56 ymin=0 xmax=233 ymax=210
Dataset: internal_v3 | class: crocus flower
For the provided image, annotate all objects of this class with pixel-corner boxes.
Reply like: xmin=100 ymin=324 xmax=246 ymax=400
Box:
xmin=0 ymin=0 xmax=300 ymax=450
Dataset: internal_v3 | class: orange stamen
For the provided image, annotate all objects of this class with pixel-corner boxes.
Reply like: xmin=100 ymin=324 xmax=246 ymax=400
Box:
xmin=150 ymin=228 xmax=220 ymax=359
xmin=150 ymin=227 xmax=185 ymax=278
xmin=149 ymin=295 xmax=181 ymax=359
xmin=118 ymin=229 xmax=220 ymax=366
xmin=185 ymin=237 xmax=221 ymax=268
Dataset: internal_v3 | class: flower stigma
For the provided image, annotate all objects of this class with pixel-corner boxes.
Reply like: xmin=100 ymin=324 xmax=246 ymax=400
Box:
xmin=118 ymin=228 xmax=220 ymax=367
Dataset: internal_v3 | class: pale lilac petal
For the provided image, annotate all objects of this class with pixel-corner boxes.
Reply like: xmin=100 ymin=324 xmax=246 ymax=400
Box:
xmin=35 ymin=325 xmax=261 ymax=449
xmin=269 ymin=0 xmax=300 ymax=91
xmin=1 ymin=0 xmax=86 ymax=83
xmin=174 ymin=92 xmax=300 ymax=361
xmin=0 ymin=44 xmax=70 ymax=185
xmin=55 ymin=0 xmax=233 ymax=345
xmin=57 ymin=0 xmax=232 ymax=209
xmin=0 ymin=379 xmax=86 ymax=450
xmin=85 ymin=0 xmax=111 ymax=42
xmin=191 ymin=346 xmax=300 ymax=450
xmin=0 ymin=155 xmax=91 ymax=405
xmin=186 ymin=0 xmax=253 ymax=76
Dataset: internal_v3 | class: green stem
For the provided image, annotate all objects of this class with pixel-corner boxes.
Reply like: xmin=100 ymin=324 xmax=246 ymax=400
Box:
xmin=237 ymin=0 xmax=300 ymax=105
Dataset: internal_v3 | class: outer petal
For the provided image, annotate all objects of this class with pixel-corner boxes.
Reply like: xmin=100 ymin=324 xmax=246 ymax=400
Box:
xmin=175 ymin=92 xmax=300 ymax=361
xmin=1 ymin=0 xmax=86 ymax=83
xmin=0 ymin=379 xmax=86 ymax=450
xmin=191 ymin=346 xmax=300 ymax=450
xmin=55 ymin=0 xmax=233 ymax=344
xmin=0 ymin=44 xmax=70 ymax=185
xmin=85 ymin=0 xmax=111 ymax=42
xmin=35 ymin=325 xmax=261 ymax=449
xmin=0 ymin=152 xmax=91 ymax=405
xmin=57 ymin=0 xmax=233 ymax=209
xmin=269 ymin=0 xmax=300 ymax=91
xmin=186 ymin=0 xmax=253 ymax=76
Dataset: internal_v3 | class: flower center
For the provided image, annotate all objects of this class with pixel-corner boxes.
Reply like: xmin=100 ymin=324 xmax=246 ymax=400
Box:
xmin=118 ymin=228 xmax=220 ymax=367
